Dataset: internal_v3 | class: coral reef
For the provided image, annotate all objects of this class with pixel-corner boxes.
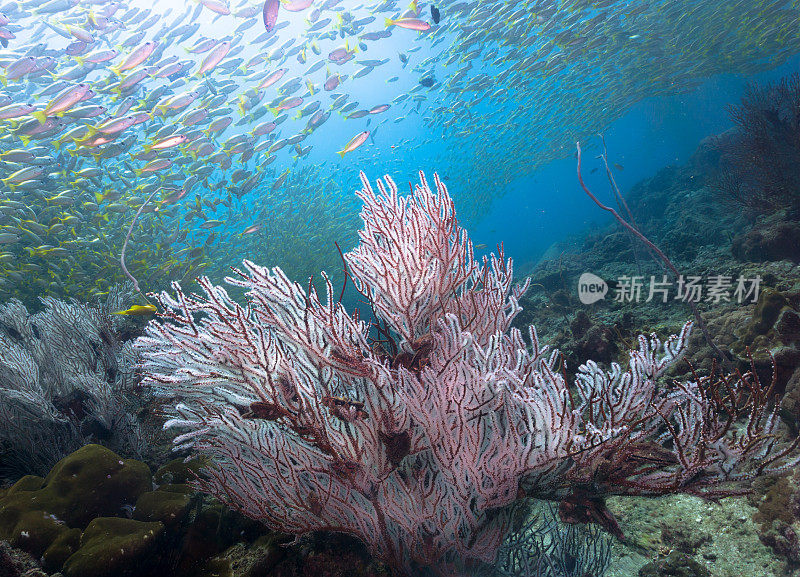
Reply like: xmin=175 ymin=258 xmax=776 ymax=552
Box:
xmin=493 ymin=500 xmax=612 ymax=577
xmin=524 ymin=124 xmax=800 ymax=577
xmin=137 ymin=171 xmax=799 ymax=576
xmin=714 ymin=72 xmax=800 ymax=216
xmin=0 ymin=444 xmax=268 ymax=577
xmin=0 ymin=285 xmax=148 ymax=479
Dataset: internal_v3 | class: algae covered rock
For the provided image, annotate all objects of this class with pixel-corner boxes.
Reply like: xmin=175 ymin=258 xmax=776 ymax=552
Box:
xmin=62 ymin=517 xmax=164 ymax=577
xmin=39 ymin=443 xmax=152 ymax=526
xmin=153 ymin=456 xmax=208 ymax=486
xmin=133 ymin=489 xmax=194 ymax=528
xmin=6 ymin=475 xmax=45 ymax=495
xmin=42 ymin=526 xmax=81 ymax=571
xmin=6 ymin=508 xmax=73 ymax=558
xmin=0 ymin=444 xmax=152 ymax=568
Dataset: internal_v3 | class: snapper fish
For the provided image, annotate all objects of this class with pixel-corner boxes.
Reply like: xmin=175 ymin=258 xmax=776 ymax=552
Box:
xmin=263 ymin=0 xmax=280 ymax=32
xmin=384 ymin=17 xmax=430 ymax=31
xmin=337 ymin=130 xmax=369 ymax=158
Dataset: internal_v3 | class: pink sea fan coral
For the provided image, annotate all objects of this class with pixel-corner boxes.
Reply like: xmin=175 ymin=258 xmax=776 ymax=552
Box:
xmin=136 ymin=171 xmax=800 ymax=575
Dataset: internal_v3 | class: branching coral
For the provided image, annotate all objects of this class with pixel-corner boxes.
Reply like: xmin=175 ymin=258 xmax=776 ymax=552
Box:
xmin=0 ymin=286 xmax=148 ymax=478
xmin=716 ymin=72 xmax=800 ymax=215
xmin=138 ymin=171 xmax=800 ymax=576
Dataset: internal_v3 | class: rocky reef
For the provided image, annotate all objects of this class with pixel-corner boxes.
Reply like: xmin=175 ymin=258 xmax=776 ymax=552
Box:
xmin=0 ymin=444 xmax=390 ymax=577
xmin=519 ymin=131 xmax=800 ymax=576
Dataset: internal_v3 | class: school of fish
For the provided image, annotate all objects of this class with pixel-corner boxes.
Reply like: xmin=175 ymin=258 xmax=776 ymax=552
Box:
xmin=0 ymin=0 xmax=797 ymax=305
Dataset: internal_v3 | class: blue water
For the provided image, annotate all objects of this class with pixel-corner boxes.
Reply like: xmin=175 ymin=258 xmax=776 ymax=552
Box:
xmin=472 ymin=53 xmax=800 ymax=276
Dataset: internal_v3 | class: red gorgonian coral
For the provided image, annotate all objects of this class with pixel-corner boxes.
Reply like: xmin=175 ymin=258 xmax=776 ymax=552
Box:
xmin=136 ymin=171 xmax=800 ymax=576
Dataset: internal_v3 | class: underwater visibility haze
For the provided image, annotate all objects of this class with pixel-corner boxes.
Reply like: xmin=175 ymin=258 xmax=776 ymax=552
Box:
xmin=1 ymin=0 xmax=800 ymax=576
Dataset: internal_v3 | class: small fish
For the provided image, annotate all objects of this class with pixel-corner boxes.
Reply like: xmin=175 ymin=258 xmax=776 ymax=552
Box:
xmin=32 ymin=83 xmax=91 ymax=124
xmin=419 ymin=76 xmax=435 ymax=87
xmin=111 ymin=41 xmax=158 ymax=75
xmin=282 ymin=0 xmax=313 ymax=11
xmin=337 ymin=130 xmax=369 ymax=158
xmin=197 ymin=41 xmax=230 ymax=76
xmin=198 ymin=0 xmax=231 ymax=15
xmin=258 ymin=68 xmax=287 ymax=89
xmin=145 ymin=134 xmax=188 ymax=152
xmin=113 ymin=304 xmax=157 ymax=316
xmin=242 ymin=224 xmax=262 ymax=235
xmin=263 ymin=0 xmax=280 ymax=32
xmin=385 ymin=17 xmax=431 ymax=31
xmin=431 ymin=5 xmax=440 ymax=23
xmin=0 ymin=103 xmax=36 ymax=120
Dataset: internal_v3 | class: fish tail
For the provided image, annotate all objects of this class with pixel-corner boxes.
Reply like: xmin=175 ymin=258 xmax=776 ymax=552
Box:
xmin=336 ymin=150 xmax=345 ymax=158
xmin=384 ymin=18 xmax=394 ymax=27
xmin=18 ymin=135 xmax=30 ymax=147
xmin=74 ymin=56 xmax=85 ymax=66
xmin=134 ymin=169 xmax=142 ymax=177
xmin=31 ymin=110 xmax=48 ymax=125
xmin=0 ymin=75 xmax=6 ymax=87
xmin=109 ymin=65 xmax=122 ymax=77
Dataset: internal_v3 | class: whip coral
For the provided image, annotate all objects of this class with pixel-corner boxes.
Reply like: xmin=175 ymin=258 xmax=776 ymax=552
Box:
xmin=136 ymin=171 xmax=800 ymax=575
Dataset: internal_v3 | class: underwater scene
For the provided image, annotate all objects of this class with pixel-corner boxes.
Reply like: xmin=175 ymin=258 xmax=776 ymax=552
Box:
xmin=1 ymin=0 xmax=800 ymax=576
